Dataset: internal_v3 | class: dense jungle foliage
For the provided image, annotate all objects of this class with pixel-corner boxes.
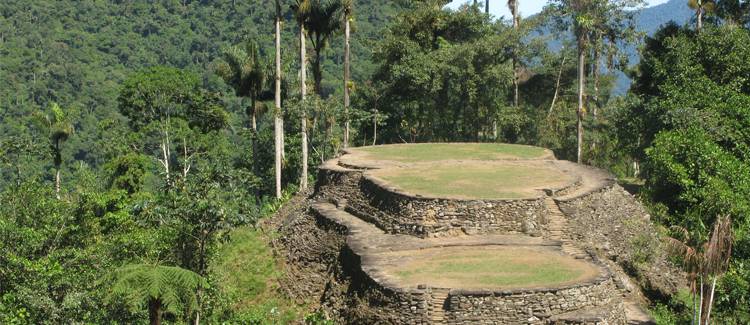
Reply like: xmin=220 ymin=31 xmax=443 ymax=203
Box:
xmin=1 ymin=0 xmax=750 ymax=323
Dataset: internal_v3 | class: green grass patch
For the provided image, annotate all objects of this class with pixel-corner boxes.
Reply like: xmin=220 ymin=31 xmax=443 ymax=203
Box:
xmin=355 ymin=143 xmax=548 ymax=162
xmin=372 ymin=163 xmax=571 ymax=199
xmin=390 ymin=247 xmax=598 ymax=289
xmin=210 ymin=226 xmax=303 ymax=324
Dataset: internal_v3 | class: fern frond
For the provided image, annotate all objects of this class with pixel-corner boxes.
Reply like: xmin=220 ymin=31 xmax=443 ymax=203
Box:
xmin=108 ymin=264 xmax=206 ymax=316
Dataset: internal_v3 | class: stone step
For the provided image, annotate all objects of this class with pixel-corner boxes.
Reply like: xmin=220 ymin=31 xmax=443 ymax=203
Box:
xmin=430 ymin=289 xmax=450 ymax=324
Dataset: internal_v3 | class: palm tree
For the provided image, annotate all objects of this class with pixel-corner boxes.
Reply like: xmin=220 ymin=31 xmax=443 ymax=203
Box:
xmin=688 ymin=0 xmax=716 ymax=31
xmin=215 ymin=42 xmax=266 ymax=181
xmin=508 ymin=0 xmax=520 ymax=108
xmin=702 ymin=216 xmax=733 ymax=324
xmin=292 ymin=0 xmax=311 ymax=189
xmin=667 ymin=216 xmax=733 ymax=325
xmin=215 ymin=41 xmax=265 ymax=134
xmin=304 ymin=0 xmax=343 ymax=96
xmin=38 ymin=103 xmax=74 ymax=199
xmin=109 ymin=264 xmax=206 ymax=325
xmin=342 ymin=0 xmax=353 ymax=149
xmin=274 ymin=0 xmax=284 ymax=198
xmin=573 ymin=1 xmax=592 ymax=164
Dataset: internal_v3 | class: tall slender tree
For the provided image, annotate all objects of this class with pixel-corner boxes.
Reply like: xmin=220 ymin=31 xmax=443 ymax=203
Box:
xmin=508 ymin=0 xmax=520 ymax=108
xmin=342 ymin=0 xmax=353 ymax=148
xmin=688 ymin=0 xmax=717 ymax=31
xmin=215 ymin=41 xmax=265 ymax=179
xmin=292 ymin=0 xmax=311 ymax=189
xmin=37 ymin=103 xmax=74 ymax=199
xmin=547 ymin=0 xmax=642 ymax=164
xmin=667 ymin=216 xmax=733 ymax=325
xmin=215 ymin=42 xmax=265 ymax=134
xmin=274 ymin=0 xmax=284 ymax=198
xmin=305 ymin=0 xmax=343 ymax=96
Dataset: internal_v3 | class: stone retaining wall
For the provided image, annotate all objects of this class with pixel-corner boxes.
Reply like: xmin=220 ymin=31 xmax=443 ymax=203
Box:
xmin=316 ymin=160 xmax=549 ymax=237
xmin=310 ymin=203 xmax=432 ymax=324
xmin=361 ymin=175 xmax=548 ymax=237
xmin=547 ymin=303 xmax=627 ymax=325
xmin=306 ymin=202 xmax=623 ymax=324
xmin=443 ymin=267 xmax=621 ymax=324
xmin=555 ymin=182 xmax=684 ymax=302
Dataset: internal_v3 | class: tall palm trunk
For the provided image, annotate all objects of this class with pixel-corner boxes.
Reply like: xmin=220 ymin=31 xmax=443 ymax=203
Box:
xmin=343 ymin=15 xmax=351 ymax=149
xmin=576 ymin=39 xmax=586 ymax=164
xmin=54 ymin=141 xmax=61 ymax=199
xmin=590 ymin=38 xmax=601 ymax=152
xmin=300 ymin=23 xmax=309 ymax=190
xmin=55 ymin=168 xmax=61 ymax=199
xmin=312 ymin=47 xmax=323 ymax=95
xmin=697 ymin=7 xmax=703 ymax=32
xmin=509 ymin=0 xmax=519 ymax=108
xmin=274 ymin=12 xmax=283 ymax=199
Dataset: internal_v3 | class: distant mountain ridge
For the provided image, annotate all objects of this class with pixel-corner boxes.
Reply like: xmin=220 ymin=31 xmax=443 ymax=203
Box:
xmin=619 ymin=0 xmax=694 ymax=93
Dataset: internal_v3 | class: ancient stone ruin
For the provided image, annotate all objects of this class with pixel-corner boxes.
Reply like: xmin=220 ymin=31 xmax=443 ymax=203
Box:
xmin=273 ymin=143 xmax=678 ymax=324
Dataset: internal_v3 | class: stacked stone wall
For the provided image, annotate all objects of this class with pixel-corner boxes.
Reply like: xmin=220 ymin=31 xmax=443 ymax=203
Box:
xmin=311 ymin=203 xmax=432 ymax=323
xmin=555 ymin=182 xmax=683 ymax=299
xmin=316 ymin=162 xmax=549 ymax=237
xmin=443 ymin=270 xmax=620 ymax=324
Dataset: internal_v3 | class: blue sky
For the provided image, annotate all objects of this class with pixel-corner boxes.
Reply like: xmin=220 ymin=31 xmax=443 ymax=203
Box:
xmin=445 ymin=0 xmax=672 ymax=20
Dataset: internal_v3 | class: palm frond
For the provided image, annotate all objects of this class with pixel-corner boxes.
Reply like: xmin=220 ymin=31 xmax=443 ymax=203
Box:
xmin=704 ymin=215 xmax=733 ymax=275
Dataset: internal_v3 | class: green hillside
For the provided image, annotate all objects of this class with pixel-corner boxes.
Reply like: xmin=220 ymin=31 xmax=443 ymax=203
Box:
xmin=0 ymin=0 xmax=404 ymax=170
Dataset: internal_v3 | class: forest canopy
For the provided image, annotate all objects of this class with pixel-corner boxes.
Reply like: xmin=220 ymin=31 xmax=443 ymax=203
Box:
xmin=2 ymin=0 xmax=750 ymax=323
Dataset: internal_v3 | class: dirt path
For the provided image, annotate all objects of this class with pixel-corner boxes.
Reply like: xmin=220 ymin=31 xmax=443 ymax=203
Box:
xmin=625 ymin=300 xmax=656 ymax=324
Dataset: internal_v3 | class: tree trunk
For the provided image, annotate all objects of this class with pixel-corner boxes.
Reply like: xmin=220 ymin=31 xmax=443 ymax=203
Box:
xmin=275 ymin=14 xmax=283 ymax=199
xmin=549 ymin=51 xmax=566 ymax=117
xmin=698 ymin=276 xmax=704 ymax=324
xmin=511 ymin=1 xmax=520 ymax=108
xmin=705 ymin=276 xmax=717 ymax=324
xmin=55 ymin=167 xmax=61 ymax=200
xmin=697 ymin=8 xmax=703 ymax=32
xmin=300 ymin=24 xmax=309 ymax=190
xmin=372 ymin=110 xmax=378 ymax=146
xmin=485 ymin=0 xmax=489 ymax=14
xmin=343 ymin=16 xmax=351 ymax=149
xmin=591 ymin=41 xmax=600 ymax=152
xmin=693 ymin=285 xmax=698 ymax=325
xmin=576 ymin=41 xmax=586 ymax=164
xmin=592 ymin=45 xmax=600 ymax=121
xmin=149 ymin=299 xmax=162 ymax=325
xmin=313 ymin=47 xmax=323 ymax=95
xmin=160 ymin=129 xmax=171 ymax=186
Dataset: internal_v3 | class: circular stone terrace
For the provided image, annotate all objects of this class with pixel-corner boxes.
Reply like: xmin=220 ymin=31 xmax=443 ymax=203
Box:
xmin=314 ymin=143 xmax=623 ymax=322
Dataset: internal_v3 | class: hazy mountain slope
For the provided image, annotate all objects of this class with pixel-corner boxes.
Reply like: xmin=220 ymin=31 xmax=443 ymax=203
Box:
xmin=616 ymin=0 xmax=694 ymax=93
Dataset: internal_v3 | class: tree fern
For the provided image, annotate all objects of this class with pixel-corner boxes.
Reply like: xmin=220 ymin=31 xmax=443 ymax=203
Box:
xmin=108 ymin=264 xmax=207 ymax=325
